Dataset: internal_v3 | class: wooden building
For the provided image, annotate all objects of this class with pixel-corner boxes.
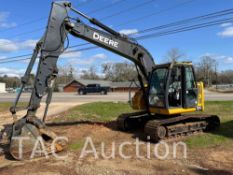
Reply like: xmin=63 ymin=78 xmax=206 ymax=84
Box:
xmin=63 ymin=80 xmax=84 ymax=92
xmin=111 ymin=81 xmax=140 ymax=92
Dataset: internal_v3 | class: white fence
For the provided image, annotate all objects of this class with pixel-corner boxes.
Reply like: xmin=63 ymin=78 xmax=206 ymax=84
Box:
xmin=214 ymin=84 xmax=233 ymax=89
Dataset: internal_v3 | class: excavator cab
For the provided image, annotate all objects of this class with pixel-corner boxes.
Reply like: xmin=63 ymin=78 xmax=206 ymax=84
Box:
xmin=123 ymin=62 xmax=219 ymax=140
xmin=148 ymin=62 xmax=204 ymax=115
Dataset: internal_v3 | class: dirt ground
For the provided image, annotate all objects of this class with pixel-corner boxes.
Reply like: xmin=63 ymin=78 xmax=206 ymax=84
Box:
xmin=0 ymin=105 xmax=233 ymax=175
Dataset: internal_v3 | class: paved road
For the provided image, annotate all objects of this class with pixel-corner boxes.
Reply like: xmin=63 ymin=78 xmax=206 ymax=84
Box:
xmin=0 ymin=91 xmax=232 ymax=103
xmin=0 ymin=92 xmax=132 ymax=103
xmin=204 ymin=90 xmax=233 ymax=101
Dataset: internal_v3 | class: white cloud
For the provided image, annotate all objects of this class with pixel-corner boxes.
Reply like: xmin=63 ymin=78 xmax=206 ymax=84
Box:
xmin=0 ymin=67 xmax=25 ymax=77
xmin=218 ymin=22 xmax=233 ymax=38
xmin=0 ymin=39 xmax=38 ymax=52
xmin=217 ymin=55 xmax=233 ymax=64
xmin=61 ymin=51 xmax=82 ymax=58
xmin=0 ymin=56 xmax=6 ymax=59
xmin=119 ymin=29 xmax=138 ymax=35
xmin=203 ymin=53 xmax=233 ymax=64
xmin=93 ymin=53 xmax=107 ymax=59
xmin=225 ymin=57 xmax=233 ymax=64
xmin=68 ymin=53 xmax=107 ymax=65
xmin=21 ymin=40 xmax=38 ymax=49
xmin=0 ymin=12 xmax=9 ymax=22
xmin=220 ymin=23 xmax=232 ymax=27
xmin=0 ymin=22 xmax=16 ymax=28
xmin=0 ymin=12 xmax=17 ymax=29
xmin=218 ymin=27 xmax=233 ymax=37
xmin=0 ymin=39 xmax=18 ymax=52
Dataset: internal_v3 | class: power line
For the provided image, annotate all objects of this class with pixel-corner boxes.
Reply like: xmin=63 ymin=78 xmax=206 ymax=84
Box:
xmin=77 ymin=0 xmax=95 ymax=7
xmin=0 ymin=0 xmax=125 ymax=40
xmin=1 ymin=10 xmax=232 ymax=63
xmin=0 ymin=43 xmax=96 ymax=62
xmin=87 ymin=0 xmax=126 ymax=15
xmin=137 ymin=8 xmax=233 ymax=34
xmin=8 ymin=27 xmax=44 ymax=39
xmin=0 ymin=0 xmax=127 ymax=50
xmin=61 ymin=17 xmax=233 ymax=54
xmin=0 ymin=0 xmax=183 ymax=42
xmin=0 ymin=54 xmax=32 ymax=61
xmin=0 ymin=0 xmax=119 ymax=35
xmin=114 ymin=0 xmax=196 ymax=28
xmin=67 ymin=8 xmax=233 ymax=51
xmin=1 ymin=16 xmax=232 ymax=64
xmin=136 ymin=17 xmax=233 ymax=40
xmin=0 ymin=0 xmax=190 ymax=38
xmin=100 ymin=0 xmax=156 ymax=21
xmin=0 ymin=31 xmax=89 ymax=49
xmin=0 ymin=46 xmax=99 ymax=64
xmin=0 ymin=0 xmax=94 ymax=34
xmin=0 ymin=17 xmax=46 ymax=33
xmin=0 ymin=57 xmax=31 ymax=64
xmin=1 ymin=6 xmax=233 ymax=63
xmin=0 ymin=0 xmax=145 ymax=48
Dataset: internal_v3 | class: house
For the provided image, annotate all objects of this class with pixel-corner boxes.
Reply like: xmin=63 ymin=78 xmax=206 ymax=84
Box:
xmin=111 ymin=81 xmax=140 ymax=92
xmin=63 ymin=79 xmax=140 ymax=92
xmin=63 ymin=79 xmax=112 ymax=92
xmin=0 ymin=82 xmax=6 ymax=93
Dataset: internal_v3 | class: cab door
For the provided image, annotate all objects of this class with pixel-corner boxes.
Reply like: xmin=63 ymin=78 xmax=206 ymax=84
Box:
xmin=182 ymin=66 xmax=198 ymax=108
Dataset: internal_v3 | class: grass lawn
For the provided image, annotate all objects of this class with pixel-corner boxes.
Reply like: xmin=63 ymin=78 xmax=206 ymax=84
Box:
xmin=59 ymin=102 xmax=134 ymax=122
xmin=0 ymin=102 xmax=26 ymax=113
xmin=58 ymin=101 xmax=233 ymax=149
xmin=185 ymin=101 xmax=233 ymax=148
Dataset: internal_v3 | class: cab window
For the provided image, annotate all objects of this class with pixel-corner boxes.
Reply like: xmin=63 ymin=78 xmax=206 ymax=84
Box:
xmin=149 ymin=68 xmax=168 ymax=107
xmin=168 ymin=66 xmax=182 ymax=107
xmin=184 ymin=66 xmax=198 ymax=108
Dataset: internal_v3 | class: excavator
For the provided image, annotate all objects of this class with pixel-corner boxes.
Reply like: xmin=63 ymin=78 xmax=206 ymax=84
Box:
xmin=6 ymin=1 xmax=220 ymax=159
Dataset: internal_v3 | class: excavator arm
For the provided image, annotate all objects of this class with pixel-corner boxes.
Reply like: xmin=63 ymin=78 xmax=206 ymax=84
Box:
xmin=9 ymin=1 xmax=155 ymax=159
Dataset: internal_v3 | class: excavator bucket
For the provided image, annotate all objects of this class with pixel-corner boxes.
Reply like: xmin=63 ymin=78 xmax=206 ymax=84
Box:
xmin=9 ymin=117 xmax=66 ymax=160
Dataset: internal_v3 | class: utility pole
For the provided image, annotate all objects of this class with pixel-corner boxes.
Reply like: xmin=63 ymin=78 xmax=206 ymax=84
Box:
xmin=215 ymin=61 xmax=218 ymax=90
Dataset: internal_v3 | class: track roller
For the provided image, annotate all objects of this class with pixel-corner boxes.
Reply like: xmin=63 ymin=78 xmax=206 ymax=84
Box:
xmin=144 ymin=120 xmax=167 ymax=141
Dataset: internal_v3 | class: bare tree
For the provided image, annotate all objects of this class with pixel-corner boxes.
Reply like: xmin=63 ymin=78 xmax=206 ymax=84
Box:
xmin=218 ymin=70 xmax=233 ymax=84
xmin=165 ymin=48 xmax=185 ymax=62
xmin=80 ymin=66 xmax=100 ymax=80
xmin=102 ymin=63 xmax=114 ymax=80
xmin=57 ymin=64 xmax=76 ymax=84
xmin=102 ymin=62 xmax=137 ymax=82
xmin=0 ymin=76 xmax=21 ymax=88
xmin=195 ymin=56 xmax=217 ymax=87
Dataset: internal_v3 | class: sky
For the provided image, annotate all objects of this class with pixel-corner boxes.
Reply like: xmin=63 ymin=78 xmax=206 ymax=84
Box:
xmin=0 ymin=0 xmax=232 ymax=77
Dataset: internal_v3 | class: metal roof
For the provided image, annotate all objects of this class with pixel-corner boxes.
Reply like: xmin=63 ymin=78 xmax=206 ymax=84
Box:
xmin=64 ymin=79 xmax=112 ymax=88
xmin=77 ymin=79 xmax=112 ymax=87
xmin=111 ymin=81 xmax=140 ymax=88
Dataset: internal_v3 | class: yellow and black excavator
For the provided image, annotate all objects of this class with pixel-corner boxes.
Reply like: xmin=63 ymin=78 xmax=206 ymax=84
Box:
xmin=7 ymin=1 xmax=220 ymax=159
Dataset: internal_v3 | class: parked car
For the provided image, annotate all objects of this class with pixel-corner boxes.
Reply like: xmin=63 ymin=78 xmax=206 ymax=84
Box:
xmin=78 ymin=84 xmax=109 ymax=95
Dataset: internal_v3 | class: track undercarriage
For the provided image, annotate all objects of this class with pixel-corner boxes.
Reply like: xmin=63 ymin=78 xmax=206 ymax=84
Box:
xmin=117 ymin=111 xmax=220 ymax=142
